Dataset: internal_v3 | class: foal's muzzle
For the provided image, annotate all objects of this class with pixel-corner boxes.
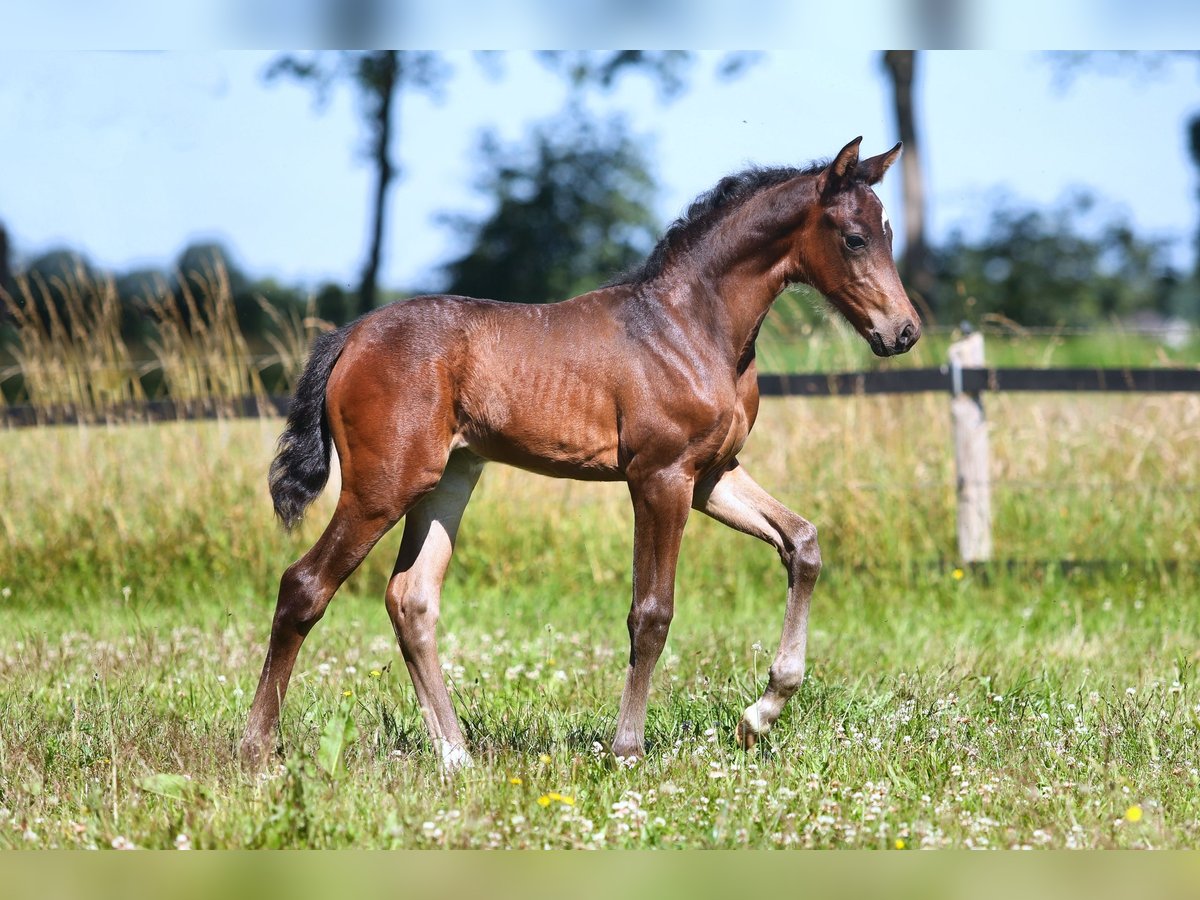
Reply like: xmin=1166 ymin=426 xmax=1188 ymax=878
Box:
xmin=867 ymin=320 xmax=921 ymax=357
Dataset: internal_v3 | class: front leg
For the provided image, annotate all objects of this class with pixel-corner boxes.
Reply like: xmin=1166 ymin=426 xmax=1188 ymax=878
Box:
xmin=693 ymin=460 xmax=821 ymax=749
xmin=611 ymin=468 xmax=693 ymax=759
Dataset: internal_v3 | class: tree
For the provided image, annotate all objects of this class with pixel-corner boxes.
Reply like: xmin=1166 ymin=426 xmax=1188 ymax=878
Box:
xmin=266 ymin=51 xmax=753 ymax=315
xmin=934 ymin=191 xmax=1177 ymax=326
xmin=439 ymin=112 xmax=659 ymax=303
xmin=265 ymin=52 xmax=450 ymax=317
xmin=0 ymin=222 xmax=11 ymax=302
xmin=1188 ymin=112 xmax=1200 ymax=274
xmin=536 ymin=51 xmax=697 ymax=100
xmin=174 ymin=242 xmax=248 ymax=295
xmin=882 ymin=51 xmax=936 ymax=311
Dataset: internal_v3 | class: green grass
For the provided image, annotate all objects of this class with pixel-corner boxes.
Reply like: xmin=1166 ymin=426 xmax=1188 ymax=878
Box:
xmin=756 ymin=325 xmax=1200 ymax=374
xmin=1 ymin=398 xmax=1199 ymax=849
xmin=753 ymin=295 xmax=1200 ymax=372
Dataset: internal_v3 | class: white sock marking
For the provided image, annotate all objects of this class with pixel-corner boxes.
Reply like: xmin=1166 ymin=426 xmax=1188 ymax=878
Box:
xmin=438 ymin=740 xmax=474 ymax=771
xmin=741 ymin=702 xmax=767 ymax=735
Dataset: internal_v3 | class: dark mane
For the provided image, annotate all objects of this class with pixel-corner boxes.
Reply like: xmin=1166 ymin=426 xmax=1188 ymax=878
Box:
xmin=612 ymin=159 xmax=831 ymax=286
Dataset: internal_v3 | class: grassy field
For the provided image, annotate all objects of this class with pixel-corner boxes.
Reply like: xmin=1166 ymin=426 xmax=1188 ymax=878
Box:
xmin=755 ymin=321 xmax=1200 ymax=375
xmin=1 ymin=393 xmax=1199 ymax=849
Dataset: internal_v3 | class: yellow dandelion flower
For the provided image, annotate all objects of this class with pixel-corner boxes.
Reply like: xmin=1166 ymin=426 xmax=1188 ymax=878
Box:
xmin=539 ymin=753 xmax=552 ymax=765
xmin=508 ymin=776 xmax=522 ymax=785
xmin=952 ymin=568 xmax=964 ymax=581
xmin=342 ymin=690 xmax=353 ymax=697
xmin=369 ymin=669 xmax=382 ymax=678
xmin=894 ymin=839 xmax=906 ymax=850
xmin=537 ymin=795 xmax=551 ymax=807
xmin=1125 ymin=805 xmax=1143 ymax=823
xmin=559 ymin=795 xmax=575 ymax=806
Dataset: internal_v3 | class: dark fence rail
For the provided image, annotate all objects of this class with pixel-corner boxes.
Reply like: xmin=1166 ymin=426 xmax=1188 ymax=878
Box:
xmin=1 ymin=396 xmax=288 ymax=428
xmin=4 ymin=366 xmax=1200 ymax=428
xmin=757 ymin=366 xmax=1200 ymax=397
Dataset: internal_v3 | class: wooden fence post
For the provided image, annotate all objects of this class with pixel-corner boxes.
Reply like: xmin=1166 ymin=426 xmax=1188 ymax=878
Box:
xmin=949 ymin=331 xmax=992 ymax=562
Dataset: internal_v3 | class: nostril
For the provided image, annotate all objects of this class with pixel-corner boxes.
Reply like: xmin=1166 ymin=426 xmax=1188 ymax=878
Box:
xmin=897 ymin=322 xmax=917 ymax=350
xmin=867 ymin=329 xmax=885 ymax=355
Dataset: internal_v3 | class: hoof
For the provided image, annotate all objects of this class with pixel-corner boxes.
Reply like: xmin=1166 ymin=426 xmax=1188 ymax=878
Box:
xmin=735 ymin=719 xmax=758 ymax=751
xmin=438 ymin=740 xmax=475 ymax=773
xmin=610 ymin=741 xmax=645 ymax=763
xmin=735 ymin=703 xmax=767 ymax=751
xmin=238 ymin=736 xmax=273 ymax=772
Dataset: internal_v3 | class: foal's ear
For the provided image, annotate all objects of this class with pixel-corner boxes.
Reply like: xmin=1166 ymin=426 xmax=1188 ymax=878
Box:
xmin=858 ymin=142 xmax=903 ymax=185
xmin=818 ymin=136 xmax=862 ymax=198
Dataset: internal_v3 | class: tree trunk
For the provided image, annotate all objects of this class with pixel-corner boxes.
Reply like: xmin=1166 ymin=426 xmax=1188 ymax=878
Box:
xmin=358 ymin=51 xmax=398 ymax=316
xmin=0 ymin=221 xmax=10 ymax=299
xmin=882 ymin=51 xmax=936 ymax=312
xmin=1189 ymin=113 xmax=1200 ymax=277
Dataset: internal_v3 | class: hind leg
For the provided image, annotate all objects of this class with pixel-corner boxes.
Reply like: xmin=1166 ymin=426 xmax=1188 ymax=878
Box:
xmin=385 ymin=451 xmax=484 ymax=771
xmin=240 ymin=494 xmax=399 ymax=767
xmin=240 ymin=458 xmax=447 ymax=768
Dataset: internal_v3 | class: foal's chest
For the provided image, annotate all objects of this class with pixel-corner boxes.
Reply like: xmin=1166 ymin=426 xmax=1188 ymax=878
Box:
xmin=707 ymin=369 xmax=760 ymax=468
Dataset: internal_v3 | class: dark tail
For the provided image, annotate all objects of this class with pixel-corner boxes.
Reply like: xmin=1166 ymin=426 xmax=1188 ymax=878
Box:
xmin=269 ymin=325 xmax=352 ymax=530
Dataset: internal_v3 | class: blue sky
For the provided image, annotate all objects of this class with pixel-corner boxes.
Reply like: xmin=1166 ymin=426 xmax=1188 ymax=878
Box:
xmin=1 ymin=51 xmax=1198 ymax=293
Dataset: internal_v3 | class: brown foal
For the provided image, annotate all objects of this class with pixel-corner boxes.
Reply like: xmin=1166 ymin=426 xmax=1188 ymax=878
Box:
xmin=241 ymin=137 xmax=920 ymax=769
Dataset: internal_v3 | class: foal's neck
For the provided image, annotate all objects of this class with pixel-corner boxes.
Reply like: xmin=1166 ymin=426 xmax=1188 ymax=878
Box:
xmin=691 ymin=175 xmax=819 ymax=367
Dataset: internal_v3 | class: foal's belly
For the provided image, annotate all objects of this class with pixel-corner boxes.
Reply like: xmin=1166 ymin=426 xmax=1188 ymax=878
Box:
xmin=456 ymin=378 xmax=624 ymax=481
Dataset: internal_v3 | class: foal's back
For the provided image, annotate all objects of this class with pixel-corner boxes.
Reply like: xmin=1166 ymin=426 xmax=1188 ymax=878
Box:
xmin=329 ymin=289 xmax=674 ymax=481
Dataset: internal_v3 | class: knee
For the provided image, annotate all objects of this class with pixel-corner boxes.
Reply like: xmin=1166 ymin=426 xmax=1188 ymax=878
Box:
xmin=386 ymin=578 xmax=438 ymax=637
xmin=276 ymin=561 xmax=332 ymax=634
xmin=628 ymin=597 xmax=673 ymax=646
xmin=785 ymin=521 xmax=821 ymax=582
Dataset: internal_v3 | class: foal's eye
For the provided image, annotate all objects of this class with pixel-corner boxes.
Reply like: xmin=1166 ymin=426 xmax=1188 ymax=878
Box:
xmin=844 ymin=234 xmax=867 ymax=251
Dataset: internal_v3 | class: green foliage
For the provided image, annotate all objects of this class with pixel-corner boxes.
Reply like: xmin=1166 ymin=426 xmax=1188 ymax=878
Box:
xmin=317 ymin=699 xmax=361 ymax=779
xmin=314 ymin=282 xmax=356 ymax=325
xmin=536 ymin=51 xmax=761 ymax=100
xmin=935 ymin=191 xmax=1182 ymax=327
xmin=440 ymin=112 xmax=660 ymax=303
xmin=265 ymin=52 xmax=449 ymax=117
xmin=137 ymin=772 xmax=197 ymax=802
xmin=0 ymin=221 xmax=12 ymax=302
xmin=537 ymin=50 xmax=696 ymax=99
xmin=16 ymin=250 xmax=102 ymax=328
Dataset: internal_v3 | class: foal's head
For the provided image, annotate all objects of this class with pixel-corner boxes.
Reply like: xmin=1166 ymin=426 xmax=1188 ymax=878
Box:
xmin=800 ymin=137 xmax=920 ymax=357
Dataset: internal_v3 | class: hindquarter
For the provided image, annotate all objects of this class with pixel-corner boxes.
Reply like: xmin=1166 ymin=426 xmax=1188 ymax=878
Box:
xmin=322 ymin=302 xmax=467 ymax=510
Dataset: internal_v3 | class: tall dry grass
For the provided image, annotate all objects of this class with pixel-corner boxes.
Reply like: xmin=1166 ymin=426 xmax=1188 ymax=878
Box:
xmin=147 ymin=263 xmax=264 ymax=406
xmin=0 ymin=258 xmax=145 ymax=417
xmin=0 ymin=260 xmax=323 ymax=422
xmin=255 ymin=291 xmax=336 ymax=391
